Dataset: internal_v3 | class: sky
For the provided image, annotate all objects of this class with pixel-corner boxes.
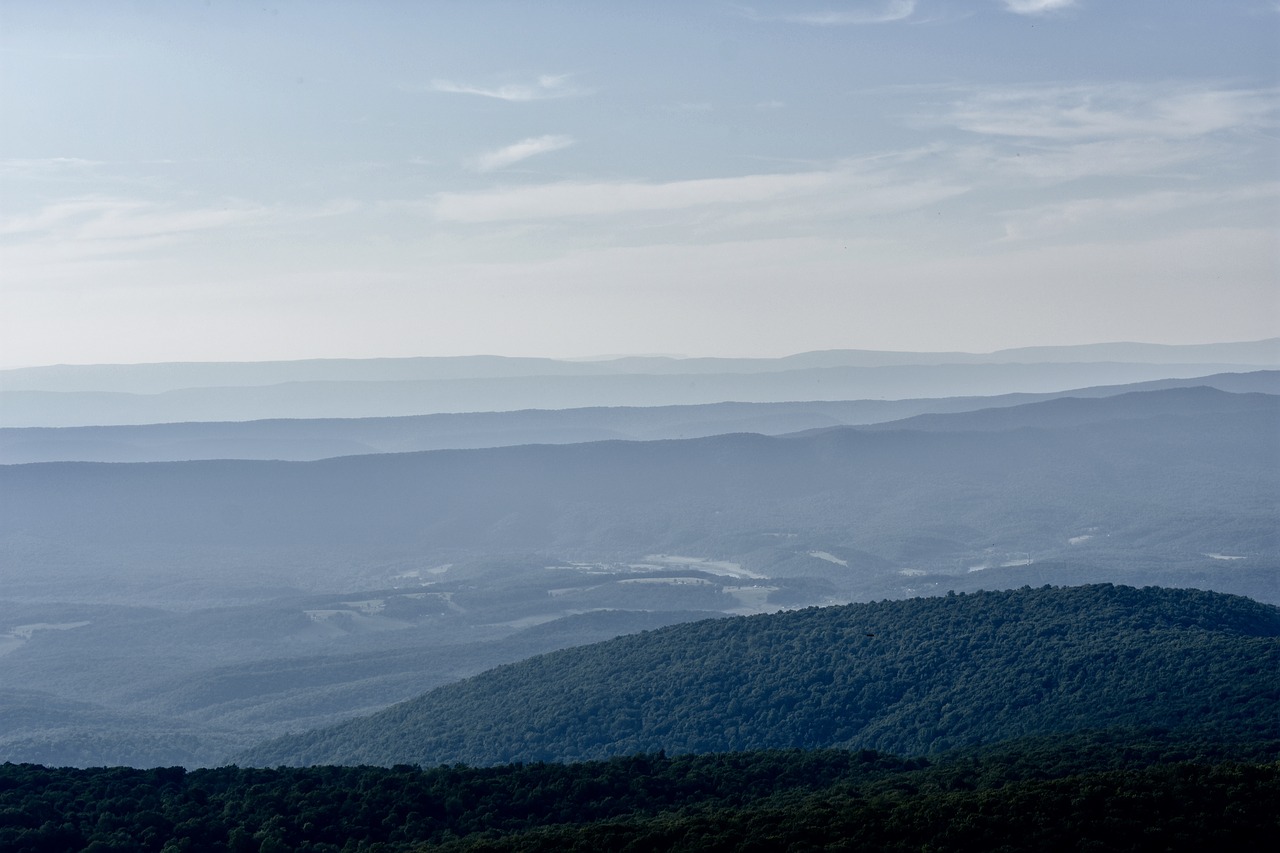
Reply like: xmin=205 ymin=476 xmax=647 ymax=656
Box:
xmin=1 ymin=0 xmax=1278 ymax=366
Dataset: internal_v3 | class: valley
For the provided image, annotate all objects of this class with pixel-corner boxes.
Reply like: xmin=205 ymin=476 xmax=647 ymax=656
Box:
xmin=0 ymin=356 xmax=1275 ymax=768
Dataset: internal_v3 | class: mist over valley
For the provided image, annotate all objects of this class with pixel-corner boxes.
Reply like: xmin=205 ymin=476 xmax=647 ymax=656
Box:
xmin=0 ymin=349 xmax=1275 ymax=773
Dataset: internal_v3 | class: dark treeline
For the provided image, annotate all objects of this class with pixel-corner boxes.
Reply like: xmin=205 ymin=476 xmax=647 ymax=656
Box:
xmin=428 ymin=761 xmax=1279 ymax=853
xmin=2 ymin=728 xmax=1278 ymax=852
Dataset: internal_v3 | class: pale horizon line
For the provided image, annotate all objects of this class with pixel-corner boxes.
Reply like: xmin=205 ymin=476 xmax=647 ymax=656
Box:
xmin=2 ymin=336 xmax=1277 ymax=372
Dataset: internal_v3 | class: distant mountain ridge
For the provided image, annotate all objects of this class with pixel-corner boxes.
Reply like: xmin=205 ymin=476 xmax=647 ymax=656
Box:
xmin=1 ymin=362 xmax=1273 ymax=428
xmin=239 ymin=584 xmax=1280 ymax=767
xmin=5 ymin=338 xmax=1276 ymax=394
xmin=1 ymin=371 xmax=1273 ymax=463
xmin=2 ymin=386 xmax=1274 ymax=606
xmin=2 ymin=338 xmax=1275 ymax=427
xmin=859 ymin=385 xmax=1279 ymax=433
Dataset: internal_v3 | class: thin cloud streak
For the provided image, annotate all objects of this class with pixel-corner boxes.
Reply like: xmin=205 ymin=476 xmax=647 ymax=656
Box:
xmin=433 ymin=160 xmax=960 ymax=224
xmin=739 ymin=1 xmax=916 ymax=25
xmin=999 ymin=183 xmax=1280 ymax=240
xmin=470 ymin=135 xmax=575 ymax=172
xmin=436 ymin=170 xmax=849 ymax=222
xmin=0 ymin=157 xmax=102 ymax=178
xmin=1003 ymin=0 xmax=1075 ymax=14
xmin=428 ymin=73 xmax=590 ymax=101
xmin=712 ymin=180 xmax=967 ymax=228
xmin=1001 ymin=0 xmax=1077 ymax=14
xmin=954 ymin=137 xmax=1214 ymax=183
xmin=939 ymin=84 xmax=1279 ymax=141
xmin=0 ymin=197 xmax=359 ymax=257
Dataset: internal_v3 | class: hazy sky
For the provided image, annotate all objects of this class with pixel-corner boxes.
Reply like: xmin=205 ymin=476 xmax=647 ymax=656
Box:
xmin=1 ymin=1 xmax=1277 ymax=366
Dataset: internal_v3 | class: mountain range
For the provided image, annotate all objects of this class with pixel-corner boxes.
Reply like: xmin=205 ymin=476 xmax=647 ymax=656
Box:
xmin=2 ymin=339 xmax=1275 ymax=427
xmin=3 ymin=386 xmax=1274 ymax=605
xmin=1 ymin=343 xmax=1276 ymax=774
xmin=0 ymin=370 xmax=1273 ymax=464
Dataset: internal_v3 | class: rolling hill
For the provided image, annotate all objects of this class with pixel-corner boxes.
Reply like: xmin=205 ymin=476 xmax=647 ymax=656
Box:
xmin=240 ymin=584 xmax=1280 ymax=767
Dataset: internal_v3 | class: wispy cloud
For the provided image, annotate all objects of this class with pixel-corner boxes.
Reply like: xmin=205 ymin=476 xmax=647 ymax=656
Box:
xmin=0 ymin=198 xmax=274 ymax=282
xmin=0 ymin=198 xmax=274 ymax=241
xmin=999 ymin=183 xmax=1280 ymax=240
xmin=436 ymin=173 xmax=826 ymax=223
xmin=434 ymin=158 xmax=961 ymax=224
xmin=0 ymin=195 xmax=365 ymax=300
xmin=0 ymin=198 xmax=140 ymax=237
xmin=740 ymin=1 xmax=916 ymax=25
xmin=939 ymin=84 xmax=1279 ymax=140
xmin=904 ymin=82 xmax=1280 ymax=190
xmin=0 ymin=197 xmax=357 ymax=248
xmin=470 ymin=135 xmax=575 ymax=172
xmin=1000 ymin=0 xmax=1077 ymax=15
xmin=0 ymin=157 xmax=102 ymax=178
xmin=962 ymin=137 xmax=1213 ymax=182
xmin=428 ymin=73 xmax=589 ymax=102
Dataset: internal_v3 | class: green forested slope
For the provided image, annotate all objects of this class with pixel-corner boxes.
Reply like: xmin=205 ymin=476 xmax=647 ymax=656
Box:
xmin=243 ymin=585 xmax=1280 ymax=767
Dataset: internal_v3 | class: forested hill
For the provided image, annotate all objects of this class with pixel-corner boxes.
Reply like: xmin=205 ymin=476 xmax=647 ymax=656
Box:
xmin=241 ymin=585 xmax=1280 ymax=767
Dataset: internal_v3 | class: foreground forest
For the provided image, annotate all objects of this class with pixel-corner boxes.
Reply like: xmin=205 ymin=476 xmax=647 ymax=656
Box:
xmin=4 ymin=584 xmax=1276 ymax=850
xmin=3 ymin=729 xmax=1276 ymax=852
